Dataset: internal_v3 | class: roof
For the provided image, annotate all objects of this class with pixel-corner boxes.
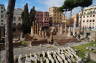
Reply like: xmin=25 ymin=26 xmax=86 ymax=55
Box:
xmin=84 ymin=5 xmax=96 ymax=10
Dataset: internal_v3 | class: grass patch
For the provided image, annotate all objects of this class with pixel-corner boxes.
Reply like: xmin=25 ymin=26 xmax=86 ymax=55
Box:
xmin=72 ymin=42 xmax=96 ymax=58
xmin=20 ymin=41 xmax=30 ymax=46
xmin=87 ymin=60 xmax=96 ymax=63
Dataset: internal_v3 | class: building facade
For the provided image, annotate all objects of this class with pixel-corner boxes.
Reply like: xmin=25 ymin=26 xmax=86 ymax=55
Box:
xmin=71 ymin=14 xmax=79 ymax=27
xmin=0 ymin=7 xmax=23 ymax=28
xmin=49 ymin=7 xmax=66 ymax=35
xmin=31 ymin=11 xmax=50 ymax=37
xmin=13 ymin=8 xmax=23 ymax=27
xmin=79 ymin=6 xmax=96 ymax=30
xmin=35 ymin=11 xmax=49 ymax=27
xmin=0 ymin=8 xmax=23 ymax=39
xmin=0 ymin=4 xmax=6 ymax=27
xmin=49 ymin=7 xmax=64 ymax=25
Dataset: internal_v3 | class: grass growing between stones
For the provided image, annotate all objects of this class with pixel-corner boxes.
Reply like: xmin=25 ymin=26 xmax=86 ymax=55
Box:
xmin=20 ymin=41 xmax=30 ymax=46
xmin=72 ymin=42 xmax=96 ymax=58
xmin=72 ymin=41 xmax=96 ymax=63
xmin=87 ymin=60 xmax=96 ymax=63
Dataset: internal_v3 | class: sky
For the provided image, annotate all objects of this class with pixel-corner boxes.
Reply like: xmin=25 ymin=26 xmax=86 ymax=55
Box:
xmin=0 ymin=0 xmax=96 ymax=17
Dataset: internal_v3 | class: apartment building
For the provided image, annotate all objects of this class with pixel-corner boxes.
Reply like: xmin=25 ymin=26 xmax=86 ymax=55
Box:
xmin=49 ymin=7 xmax=64 ymax=25
xmin=79 ymin=6 xmax=96 ymax=30
xmin=0 ymin=4 xmax=6 ymax=27
xmin=13 ymin=8 xmax=23 ymax=27
xmin=31 ymin=11 xmax=50 ymax=36
xmin=35 ymin=11 xmax=50 ymax=27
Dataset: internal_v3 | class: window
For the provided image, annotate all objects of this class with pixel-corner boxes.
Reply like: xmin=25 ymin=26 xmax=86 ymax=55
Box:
xmin=1 ymin=20 xmax=3 ymax=22
xmin=93 ymin=20 xmax=95 ymax=22
xmin=1 ymin=11 xmax=3 ymax=13
xmin=87 ymin=20 xmax=88 ymax=22
xmin=1 ymin=23 xmax=3 ymax=25
xmin=90 ymin=20 xmax=91 ymax=22
xmin=90 ymin=15 xmax=92 ymax=17
xmin=1 ymin=15 xmax=3 ymax=18
xmin=18 ymin=17 xmax=21 ymax=21
xmin=90 ymin=11 xmax=92 ymax=14
xmin=13 ymin=23 xmax=16 ymax=26
xmin=93 ymin=15 xmax=95 ymax=17
xmin=1 ymin=6 xmax=3 ymax=9
xmin=83 ymin=16 xmax=85 ymax=18
xmin=83 ymin=20 xmax=85 ymax=22
xmin=13 ymin=17 xmax=16 ymax=21
xmin=93 ymin=11 xmax=95 ymax=13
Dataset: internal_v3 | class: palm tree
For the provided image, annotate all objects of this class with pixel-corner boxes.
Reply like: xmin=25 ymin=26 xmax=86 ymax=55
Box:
xmin=5 ymin=0 xmax=16 ymax=63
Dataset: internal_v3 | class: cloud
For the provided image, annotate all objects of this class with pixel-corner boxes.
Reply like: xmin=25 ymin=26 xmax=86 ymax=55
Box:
xmin=42 ymin=0 xmax=65 ymax=8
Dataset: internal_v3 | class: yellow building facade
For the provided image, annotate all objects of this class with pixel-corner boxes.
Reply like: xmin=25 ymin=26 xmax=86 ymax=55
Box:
xmin=49 ymin=7 xmax=65 ymax=25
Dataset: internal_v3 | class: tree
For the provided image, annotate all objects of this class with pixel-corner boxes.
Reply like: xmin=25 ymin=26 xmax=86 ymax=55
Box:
xmin=0 ymin=27 xmax=1 ymax=40
xmin=60 ymin=0 xmax=93 ymax=31
xmin=59 ymin=0 xmax=78 ymax=32
xmin=5 ymin=0 xmax=16 ymax=63
xmin=30 ymin=6 xmax=36 ymax=35
xmin=21 ymin=3 xmax=30 ymax=36
xmin=30 ymin=6 xmax=36 ymax=27
xmin=60 ymin=0 xmax=78 ymax=18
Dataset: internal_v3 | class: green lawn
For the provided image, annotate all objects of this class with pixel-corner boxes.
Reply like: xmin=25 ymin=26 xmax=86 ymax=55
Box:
xmin=87 ymin=60 xmax=96 ymax=63
xmin=72 ymin=42 xmax=96 ymax=58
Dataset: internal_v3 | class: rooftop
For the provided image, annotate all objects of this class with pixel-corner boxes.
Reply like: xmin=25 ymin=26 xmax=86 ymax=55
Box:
xmin=84 ymin=5 xmax=96 ymax=10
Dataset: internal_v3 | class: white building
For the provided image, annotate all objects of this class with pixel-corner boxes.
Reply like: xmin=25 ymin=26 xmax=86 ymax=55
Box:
xmin=79 ymin=6 xmax=96 ymax=30
xmin=13 ymin=8 xmax=23 ymax=27
xmin=0 ymin=4 xmax=23 ymax=27
xmin=0 ymin=4 xmax=6 ymax=27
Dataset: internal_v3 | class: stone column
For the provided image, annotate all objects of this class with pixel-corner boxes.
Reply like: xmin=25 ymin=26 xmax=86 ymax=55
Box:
xmin=59 ymin=25 xmax=63 ymax=35
xmin=35 ymin=24 xmax=37 ymax=34
xmin=45 ymin=31 xmax=47 ymax=39
xmin=43 ymin=31 xmax=44 ymax=38
xmin=34 ymin=23 xmax=37 ymax=34
xmin=68 ymin=27 xmax=71 ymax=37
xmin=37 ymin=23 xmax=39 ymax=35
xmin=31 ymin=27 xmax=34 ymax=36
xmin=73 ymin=20 xmax=76 ymax=36
xmin=33 ymin=22 xmax=35 ymax=34
xmin=41 ymin=30 xmax=43 ymax=37
xmin=44 ymin=31 xmax=47 ymax=38
xmin=39 ymin=28 xmax=41 ymax=36
xmin=40 ymin=28 xmax=42 ymax=37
